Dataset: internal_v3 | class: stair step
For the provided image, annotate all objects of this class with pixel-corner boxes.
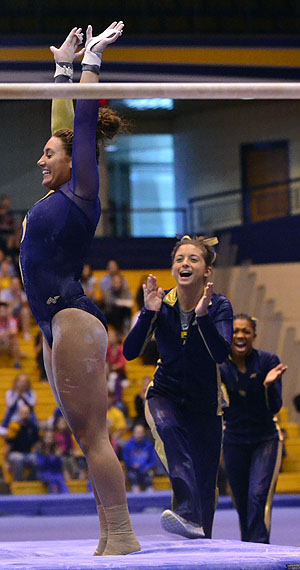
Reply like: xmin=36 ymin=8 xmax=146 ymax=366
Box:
xmin=10 ymin=479 xmax=89 ymax=495
xmin=276 ymin=472 xmax=300 ymax=493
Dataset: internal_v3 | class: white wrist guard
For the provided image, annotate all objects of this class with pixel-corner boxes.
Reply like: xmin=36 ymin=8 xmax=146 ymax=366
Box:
xmin=81 ymin=50 xmax=102 ymax=68
xmin=54 ymin=62 xmax=73 ymax=81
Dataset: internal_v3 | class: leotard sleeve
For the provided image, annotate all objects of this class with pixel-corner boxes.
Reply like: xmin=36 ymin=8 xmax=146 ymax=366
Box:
xmin=71 ymin=99 xmax=100 ymax=201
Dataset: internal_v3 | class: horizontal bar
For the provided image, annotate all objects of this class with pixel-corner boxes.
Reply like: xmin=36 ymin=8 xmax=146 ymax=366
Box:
xmin=1 ymin=82 xmax=300 ymax=99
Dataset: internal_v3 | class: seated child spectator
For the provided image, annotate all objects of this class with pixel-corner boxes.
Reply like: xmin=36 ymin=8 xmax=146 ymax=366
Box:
xmin=80 ymin=263 xmax=98 ymax=302
xmin=0 ymin=276 xmax=32 ymax=340
xmin=106 ymin=328 xmax=129 ymax=411
xmin=123 ymin=423 xmax=156 ymax=492
xmin=36 ymin=429 xmax=70 ymax=493
xmin=102 ymin=274 xmax=133 ymax=336
xmin=5 ymin=403 xmax=39 ymax=481
xmin=99 ymin=259 xmax=129 ymax=294
xmin=54 ymin=416 xmax=87 ymax=480
xmin=0 ymin=301 xmax=22 ymax=368
xmin=1 ymin=373 xmax=37 ymax=435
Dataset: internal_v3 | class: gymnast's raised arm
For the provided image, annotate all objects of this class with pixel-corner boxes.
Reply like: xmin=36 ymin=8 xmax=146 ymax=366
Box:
xmin=52 ymin=23 xmax=124 ymax=201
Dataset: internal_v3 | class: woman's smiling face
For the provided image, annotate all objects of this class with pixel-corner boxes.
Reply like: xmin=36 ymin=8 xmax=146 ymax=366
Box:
xmin=37 ymin=136 xmax=72 ymax=191
xmin=171 ymin=243 xmax=211 ymax=287
xmin=232 ymin=318 xmax=256 ymax=358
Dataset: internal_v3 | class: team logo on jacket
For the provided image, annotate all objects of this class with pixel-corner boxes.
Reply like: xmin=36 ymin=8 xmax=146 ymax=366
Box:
xmin=181 ymin=330 xmax=188 ymax=345
xmin=46 ymin=296 xmax=60 ymax=305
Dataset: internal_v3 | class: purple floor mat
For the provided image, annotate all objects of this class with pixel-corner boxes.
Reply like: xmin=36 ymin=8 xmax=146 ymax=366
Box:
xmin=0 ymin=536 xmax=299 ymax=569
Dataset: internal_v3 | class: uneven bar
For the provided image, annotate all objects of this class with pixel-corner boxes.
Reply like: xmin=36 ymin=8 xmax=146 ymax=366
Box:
xmin=1 ymin=82 xmax=300 ymax=99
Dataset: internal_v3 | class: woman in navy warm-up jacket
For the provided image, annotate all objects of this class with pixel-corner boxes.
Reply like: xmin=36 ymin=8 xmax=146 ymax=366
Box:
xmin=220 ymin=313 xmax=287 ymax=544
xmin=123 ymin=235 xmax=233 ymax=540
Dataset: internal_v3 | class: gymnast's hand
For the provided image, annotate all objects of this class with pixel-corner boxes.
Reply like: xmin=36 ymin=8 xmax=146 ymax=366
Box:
xmin=195 ymin=282 xmax=213 ymax=317
xmin=143 ymin=274 xmax=164 ymax=312
xmin=264 ymin=363 xmax=288 ymax=386
xmin=84 ymin=21 xmax=124 ymax=55
xmin=50 ymin=27 xmax=84 ymax=63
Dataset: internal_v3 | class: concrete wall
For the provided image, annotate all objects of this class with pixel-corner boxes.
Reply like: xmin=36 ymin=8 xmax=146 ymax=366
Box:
xmin=0 ymin=100 xmax=50 ymax=213
xmin=173 ymin=100 xmax=300 ymax=202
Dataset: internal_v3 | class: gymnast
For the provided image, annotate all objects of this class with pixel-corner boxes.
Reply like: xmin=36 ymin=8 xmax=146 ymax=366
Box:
xmin=19 ymin=24 xmax=140 ymax=556
xmin=220 ymin=313 xmax=287 ymax=543
xmin=123 ymin=235 xmax=233 ymax=539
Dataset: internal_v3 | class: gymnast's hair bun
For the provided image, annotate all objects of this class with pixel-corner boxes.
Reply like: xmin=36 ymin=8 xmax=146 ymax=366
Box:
xmin=97 ymin=107 xmax=131 ymax=142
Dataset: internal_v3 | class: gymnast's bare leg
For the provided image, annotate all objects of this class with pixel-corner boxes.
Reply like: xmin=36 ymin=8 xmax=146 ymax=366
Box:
xmin=43 ymin=335 xmax=107 ymax=554
xmin=43 ymin=308 xmax=140 ymax=555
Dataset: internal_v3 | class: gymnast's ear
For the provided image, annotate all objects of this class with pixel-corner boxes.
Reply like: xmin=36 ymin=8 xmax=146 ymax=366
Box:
xmin=204 ymin=266 xmax=212 ymax=278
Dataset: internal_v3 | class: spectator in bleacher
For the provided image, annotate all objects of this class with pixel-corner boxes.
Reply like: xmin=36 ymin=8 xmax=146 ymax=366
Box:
xmin=1 ymin=373 xmax=37 ymax=435
xmin=0 ymin=301 xmax=22 ymax=368
xmin=124 ymin=235 xmax=232 ymax=540
xmin=132 ymin=277 xmax=159 ymax=366
xmin=123 ymin=423 xmax=156 ymax=492
xmin=0 ymin=248 xmax=6 ymax=266
xmin=80 ymin=263 xmax=98 ymax=302
xmin=40 ymin=406 xmax=63 ymax=431
xmin=107 ymin=390 xmax=127 ymax=458
xmin=99 ymin=258 xmax=129 ymax=294
xmin=0 ymin=195 xmax=17 ymax=250
xmin=54 ymin=415 xmax=87 ymax=480
xmin=106 ymin=328 xmax=129 ymax=410
xmin=293 ymin=393 xmax=300 ymax=421
xmin=0 ymin=276 xmax=32 ymax=340
xmin=0 ymin=259 xmax=15 ymax=290
xmin=36 ymin=429 xmax=70 ymax=493
xmin=34 ymin=331 xmax=48 ymax=382
xmin=102 ymin=274 xmax=133 ymax=336
xmin=6 ymin=227 xmax=22 ymax=276
xmin=4 ymin=403 xmax=39 ymax=481
xmin=134 ymin=375 xmax=152 ymax=429
xmin=220 ymin=313 xmax=287 ymax=544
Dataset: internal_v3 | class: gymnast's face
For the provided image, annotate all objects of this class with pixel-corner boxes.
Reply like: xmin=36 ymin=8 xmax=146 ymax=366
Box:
xmin=232 ymin=318 xmax=256 ymax=358
xmin=37 ymin=136 xmax=72 ymax=191
xmin=171 ymin=243 xmax=211 ymax=288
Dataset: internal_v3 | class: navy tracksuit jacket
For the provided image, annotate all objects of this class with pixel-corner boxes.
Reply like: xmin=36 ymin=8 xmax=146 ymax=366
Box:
xmin=123 ymin=287 xmax=233 ymax=537
xmin=220 ymin=349 xmax=283 ymax=543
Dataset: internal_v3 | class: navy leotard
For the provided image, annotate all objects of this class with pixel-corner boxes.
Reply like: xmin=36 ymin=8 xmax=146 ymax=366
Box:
xmin=19 ymin=99 xmax=107 ymax=348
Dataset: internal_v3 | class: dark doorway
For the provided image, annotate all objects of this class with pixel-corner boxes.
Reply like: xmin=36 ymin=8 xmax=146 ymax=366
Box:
xmin=241 ymin=141 xmax=290 ymax=222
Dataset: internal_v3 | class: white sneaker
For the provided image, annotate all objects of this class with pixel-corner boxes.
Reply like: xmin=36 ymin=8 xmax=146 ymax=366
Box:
xmin=131 ymin=485 xmax=141 ymax=492
xmin=160 ymin=509 xmax=205 ymax=539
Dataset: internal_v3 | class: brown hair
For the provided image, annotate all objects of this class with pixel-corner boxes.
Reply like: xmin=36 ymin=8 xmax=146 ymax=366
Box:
xmin=171 ymin=235 xmax=217 ymax=267
xmin=53 ymin=106 xmax=130 ymax=162
xmin=13 ymin=373 xmax=31 ymax=392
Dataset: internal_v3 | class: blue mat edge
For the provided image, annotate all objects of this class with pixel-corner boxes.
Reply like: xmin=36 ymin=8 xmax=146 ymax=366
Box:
xmin=0 ymin=492 xmax=299 ymax=517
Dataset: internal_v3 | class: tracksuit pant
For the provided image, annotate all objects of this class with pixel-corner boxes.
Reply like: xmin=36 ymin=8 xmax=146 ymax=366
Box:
xmin=146 ymin=394 xmax=222 ymax=538
xmin=223 ymin=435 xmax=282 ymax=543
